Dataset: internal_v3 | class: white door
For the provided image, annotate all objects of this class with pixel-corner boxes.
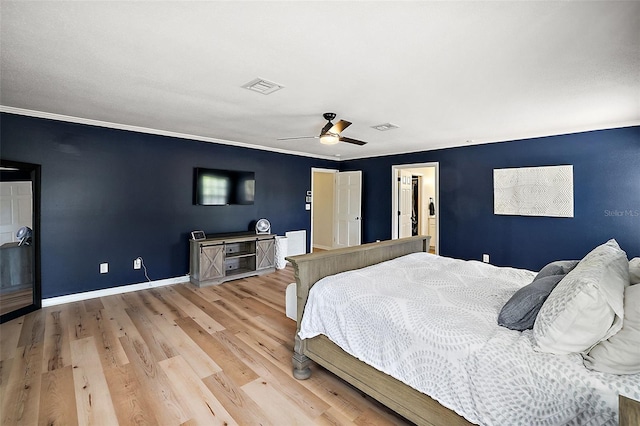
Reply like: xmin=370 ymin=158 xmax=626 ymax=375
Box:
xmin=398 ymin=170 xmax=413 ymax=238
xmin=0 ymin=181 xmax=33 ymax=245
xmin=333 ymin=171 xmax=362 ymax=248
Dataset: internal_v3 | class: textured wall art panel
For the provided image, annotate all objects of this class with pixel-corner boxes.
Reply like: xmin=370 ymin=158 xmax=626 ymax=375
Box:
xmin=494 ymin=165 xmax=574 ymax=217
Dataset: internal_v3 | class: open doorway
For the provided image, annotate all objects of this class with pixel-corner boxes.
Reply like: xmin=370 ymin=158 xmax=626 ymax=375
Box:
xmin=310 ymin=168 xmax=337 ymax=252
xmin=310 ymin=168 xmax=363 ymax=252
xmin=391 ymin=163 xmax=438 ymax=254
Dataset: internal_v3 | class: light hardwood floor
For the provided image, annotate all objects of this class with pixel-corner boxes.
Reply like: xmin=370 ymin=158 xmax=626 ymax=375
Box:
xmin=0 ymin=267 xmax=413 ymax=425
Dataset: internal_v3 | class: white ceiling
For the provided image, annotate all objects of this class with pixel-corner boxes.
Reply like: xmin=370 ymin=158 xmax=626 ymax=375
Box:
xmin=1 ymin=1 xmax=639 ymax=161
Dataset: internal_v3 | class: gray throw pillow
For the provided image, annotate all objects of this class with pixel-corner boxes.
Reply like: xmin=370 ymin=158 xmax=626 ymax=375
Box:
xmin=535 ymin=260 xmax=580 ymax=280
xmin=498 ymin=274 xmax=566 ymax=331
xmin=498 ymin=260 xmax=580 ymax=331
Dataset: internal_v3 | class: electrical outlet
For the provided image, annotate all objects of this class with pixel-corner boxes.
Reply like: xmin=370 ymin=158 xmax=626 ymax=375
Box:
xmin=482 ymin=254 xmax=490 ymax=263
xmin=134 ymin=258 xmax=142 ymax=270
xmin=100 ymin=262 xmax=109 ymax=274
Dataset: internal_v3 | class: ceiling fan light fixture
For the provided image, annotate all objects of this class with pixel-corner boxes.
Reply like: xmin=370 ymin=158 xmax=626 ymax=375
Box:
xmin=278 ymin=113 xmax=367 ymax=146
xmin=319 ymin=133 xmax=340 ymax=145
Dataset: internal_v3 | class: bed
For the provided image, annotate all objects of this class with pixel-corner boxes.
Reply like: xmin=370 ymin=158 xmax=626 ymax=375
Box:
xmin=286 ymin=236 xmax=640 ymax=426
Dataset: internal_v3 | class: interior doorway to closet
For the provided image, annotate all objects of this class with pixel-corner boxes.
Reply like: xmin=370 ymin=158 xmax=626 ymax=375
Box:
xmin=391 ymin=163 xmax=438 ymax=254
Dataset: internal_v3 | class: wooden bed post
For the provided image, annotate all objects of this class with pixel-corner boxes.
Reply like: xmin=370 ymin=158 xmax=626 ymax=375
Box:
xmin=292 ymin=335 xmax=311 ymax=379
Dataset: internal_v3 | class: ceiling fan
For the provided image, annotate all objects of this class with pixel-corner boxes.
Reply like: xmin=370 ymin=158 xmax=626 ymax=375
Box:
xmin=278 ymin=113 xmax=367 ymax=146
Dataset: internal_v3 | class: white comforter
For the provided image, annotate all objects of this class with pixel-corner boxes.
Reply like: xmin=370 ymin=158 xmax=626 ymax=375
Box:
xmin=299 ymin=253 xmax=640 ymax=425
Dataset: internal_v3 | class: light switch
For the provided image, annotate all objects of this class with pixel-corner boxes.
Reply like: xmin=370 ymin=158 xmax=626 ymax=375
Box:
xmin=305 ymin=204 xmax=311 ymax=211
xmin=100 ymin=262 xmax=109 ymax=273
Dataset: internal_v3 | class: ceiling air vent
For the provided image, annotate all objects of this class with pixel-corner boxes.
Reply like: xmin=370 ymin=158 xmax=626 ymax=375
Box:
xmin=242 ymin=78 xmax=284 ymax=95
xmin=371 ymin=122 xmax=399 ymax=131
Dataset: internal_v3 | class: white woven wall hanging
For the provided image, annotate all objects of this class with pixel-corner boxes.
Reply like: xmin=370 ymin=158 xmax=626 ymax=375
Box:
xmin=494 ymin=165 xmax=574 ymax=217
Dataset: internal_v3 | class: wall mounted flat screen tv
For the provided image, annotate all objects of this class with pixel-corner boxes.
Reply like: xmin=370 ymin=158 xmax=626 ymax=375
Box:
xmin=194 ymin=168 xmax=255 ymax=205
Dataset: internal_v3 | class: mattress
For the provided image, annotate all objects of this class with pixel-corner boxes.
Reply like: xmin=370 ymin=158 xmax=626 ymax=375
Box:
xmin=298 ymin=253 xmax=640 ymax=425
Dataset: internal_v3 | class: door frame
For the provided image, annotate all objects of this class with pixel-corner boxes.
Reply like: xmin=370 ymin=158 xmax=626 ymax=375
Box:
xmin=310 ymin=167 xmax=338 ymax=253
xmin=398 ymin=169 xmax=413 ymax=238
xmin=391 ymin=162 xmax=439 ymax=252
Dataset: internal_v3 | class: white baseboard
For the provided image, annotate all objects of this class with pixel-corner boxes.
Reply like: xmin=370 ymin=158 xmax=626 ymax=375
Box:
xmin=42 ymin=275 xmax=191 ymax=307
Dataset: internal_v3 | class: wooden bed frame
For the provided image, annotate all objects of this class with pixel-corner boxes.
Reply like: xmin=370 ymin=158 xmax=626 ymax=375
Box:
xmin=286 ymin=236 xmax=640 ymax=425
xmin=286 ymin=236 xmax=472 ymax=426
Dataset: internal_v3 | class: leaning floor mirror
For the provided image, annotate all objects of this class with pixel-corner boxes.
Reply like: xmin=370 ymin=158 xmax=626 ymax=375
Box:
xmin=0 ymin=159 xmax=41 ymax=323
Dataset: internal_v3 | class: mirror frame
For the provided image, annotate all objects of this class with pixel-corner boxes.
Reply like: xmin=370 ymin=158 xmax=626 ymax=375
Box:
xmin=0 ymin=159 xmax=41 ymax=323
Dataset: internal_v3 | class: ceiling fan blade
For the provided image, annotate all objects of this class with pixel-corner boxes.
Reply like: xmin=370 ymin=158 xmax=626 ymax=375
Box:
xmin=277 ymin=136 xmax=318 ymax=141
xmin=339 ymin=136 xmax=367 ymax=146
xmin=329 ymin=120 xmax=352 ymax=134
xmin=320 ymin=121 xmax=333 ymax=135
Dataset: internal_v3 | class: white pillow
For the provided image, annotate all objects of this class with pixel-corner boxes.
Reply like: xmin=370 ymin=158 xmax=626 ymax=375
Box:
xmin=630 ymin=257 xmax=640 ymax=285
xmin=533 ymin=239 xmax=629 ymax=354
xmin=583 ymin=285 xmax=640 ymax=374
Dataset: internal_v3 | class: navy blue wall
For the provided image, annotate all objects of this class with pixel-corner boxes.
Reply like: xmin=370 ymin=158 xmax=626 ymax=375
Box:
xmin=1 ymin=113 xmax=336 ymax=298
xmin=3 ymin=112 xmax=638 ymax=298
xmin=343 ymin=126 xmax=640 ymax=271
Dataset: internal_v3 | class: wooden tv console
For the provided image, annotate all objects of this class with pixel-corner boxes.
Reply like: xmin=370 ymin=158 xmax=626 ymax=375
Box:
xmin=189 ymin=232 xmax=275 ymax=287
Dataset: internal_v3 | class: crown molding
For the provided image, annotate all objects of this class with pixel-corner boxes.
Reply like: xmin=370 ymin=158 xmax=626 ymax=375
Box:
xmin=342 ymin=121 xmax=640 ymax=162
xmin=0 ymin=105 xmax=339 ymax=161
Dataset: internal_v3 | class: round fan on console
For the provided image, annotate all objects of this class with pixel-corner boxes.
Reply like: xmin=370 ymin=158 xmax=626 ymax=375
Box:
xmin=255 ymin=218 xmax=271 ymax=234
xmin=16 ymin=226 xmax=32 ymax=246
